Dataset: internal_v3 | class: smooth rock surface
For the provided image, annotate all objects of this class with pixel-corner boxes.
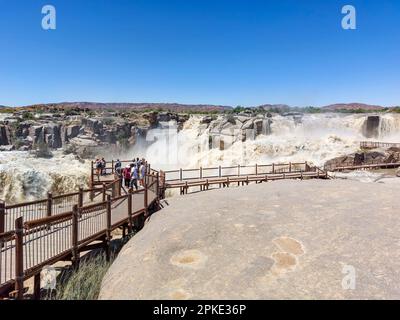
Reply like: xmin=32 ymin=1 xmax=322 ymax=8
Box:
xmin=99 ymin=179 xmax=400 ymax=300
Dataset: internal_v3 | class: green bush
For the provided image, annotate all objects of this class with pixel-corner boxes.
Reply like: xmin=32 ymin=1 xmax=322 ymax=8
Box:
xmin=22 ymin=112 xmax=35 ymax=120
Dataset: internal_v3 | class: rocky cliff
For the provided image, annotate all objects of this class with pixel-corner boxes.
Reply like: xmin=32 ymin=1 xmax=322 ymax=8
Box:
xmin=0 ymin=110 xmax=189 ymax=156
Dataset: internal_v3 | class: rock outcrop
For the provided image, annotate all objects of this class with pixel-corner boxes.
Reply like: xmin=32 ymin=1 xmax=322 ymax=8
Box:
xmin=324 ymin=149 xmax=400 ymax=170
xmin=99 ymin=179 xmax=400 ymax=299
xmin=0 ymin=110 xmax=193 ymax=156
xmin=203 ymin=114 xmax=272 ymax=148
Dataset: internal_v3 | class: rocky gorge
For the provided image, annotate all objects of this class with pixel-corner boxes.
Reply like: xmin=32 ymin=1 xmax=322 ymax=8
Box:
xmin=1 ymin=109 xmax=400 ymax=169
xmin=0 ymin=110 xmax=189 ymax=157
xmin=1 ymin=108 xmax=400 ymax=203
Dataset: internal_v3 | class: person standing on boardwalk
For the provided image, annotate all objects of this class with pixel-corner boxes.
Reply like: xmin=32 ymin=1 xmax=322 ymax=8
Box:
xmin=139 ymin=160 xmax=146 ymax=187
xmin=130 ymin=163 xmax=138 ymax=191
xmin=101 ymin=158 xmax=107 ymax=176
xmin=123 ymin=165 xmax=131 ymax=187
xmin=95 ymin=158 xmax=102 ymax=181
xmin=115 ymin=159 xmax=122 ymax=177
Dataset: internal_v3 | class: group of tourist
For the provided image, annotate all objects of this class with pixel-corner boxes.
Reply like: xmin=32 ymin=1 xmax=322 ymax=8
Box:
xmin=114 ymin=157 xmax=147 ymax=191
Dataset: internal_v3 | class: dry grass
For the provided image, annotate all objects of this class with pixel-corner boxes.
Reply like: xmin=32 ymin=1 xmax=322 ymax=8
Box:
xmin=44 ymin=233 xmax=135 ymax=300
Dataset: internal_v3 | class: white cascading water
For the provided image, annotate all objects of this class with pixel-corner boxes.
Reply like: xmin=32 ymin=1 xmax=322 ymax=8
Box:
xmin=140 ymin=113 xmax=400 ymax=170
xmin=1 ymin=113 xmax=400 ymax=203
xmin=0 ymin=151 xmax=90 ymax=203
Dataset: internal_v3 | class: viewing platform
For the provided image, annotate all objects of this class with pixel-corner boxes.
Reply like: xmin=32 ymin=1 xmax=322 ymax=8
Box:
xmin=1 ymin=160 xmax=328 ymax=299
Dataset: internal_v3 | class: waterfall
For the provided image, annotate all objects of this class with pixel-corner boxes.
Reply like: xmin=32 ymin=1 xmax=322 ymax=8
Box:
xmin=1 ymin=113 xmax=400 ymax=203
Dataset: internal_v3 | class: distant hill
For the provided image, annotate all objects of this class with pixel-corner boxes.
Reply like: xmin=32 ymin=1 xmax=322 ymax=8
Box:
xmin=322 ymin=103 xmax=385 ymax=111
xmin=19 ymin=102 xmax=233 ymax=113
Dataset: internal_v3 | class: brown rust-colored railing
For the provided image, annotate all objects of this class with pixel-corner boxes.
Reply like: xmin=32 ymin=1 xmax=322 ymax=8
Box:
xmin=162 ymin=162 xmax=311 ymax=182
xmin=1 ymin=186 xmax=108 ymax=233
xmin=0 ymin=165 xmax=159 ymax=299
xmin=1 ymin=160 xmax=326 ymax=299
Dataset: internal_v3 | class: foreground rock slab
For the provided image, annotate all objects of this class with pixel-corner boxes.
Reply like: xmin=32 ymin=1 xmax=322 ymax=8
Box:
xmin=99 ymin=180 xmax=400 ymax=299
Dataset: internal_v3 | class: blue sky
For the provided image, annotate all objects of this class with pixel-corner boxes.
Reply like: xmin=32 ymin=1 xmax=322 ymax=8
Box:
xmin=0 ymin=0 xmax=399 ymax=107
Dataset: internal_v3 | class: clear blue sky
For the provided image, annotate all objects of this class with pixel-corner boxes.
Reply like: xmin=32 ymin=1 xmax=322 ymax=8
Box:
xmin=0 ymin=0 xmax=399 ymax=107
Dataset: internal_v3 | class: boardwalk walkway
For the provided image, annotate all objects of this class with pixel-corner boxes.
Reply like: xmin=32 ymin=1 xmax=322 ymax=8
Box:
xmin=1 ymin=166 xmax=159 ymax=299
xmin=1 ymin=160 xmax=327 ymax=299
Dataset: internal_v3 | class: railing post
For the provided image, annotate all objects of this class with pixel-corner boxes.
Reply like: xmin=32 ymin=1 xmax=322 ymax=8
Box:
xmin=90 ymin=160 xmax=94 ymax=186
xmin=105 ymin=195 xmax=112 ymax=261
xmin=160 ymin=170 xmax=165 ymax=199
xmin=289 ymin=162 xmax=292 ymax=173
xmin=72 ymin=205 xmax=79 ymax=268
xmin=272 ymin=163 xmax=275 ymax=174
xmin=0 ymin=201 xmax=5 ymax=235
xmin=180 ymin=168 xmax=183 ymax=181
xmin=144 ymin=181 xmax=149 ymax=217
xmin=238 ymin=164 xmax=240 ymax=176
xmin=200 ymin=167 xmax=203 ymax=179
xmin=47 ymin=192 xmax=53 ymax=218
xmin=255 ymin=164 xmax=258 ymax=176
xmin=102 ymin=183 xmax=106 ymax=202
xmin=33 ymin=273 xmax=41 ymax=300
xmin=219 ymin=165 xmax=222 ymax=177
xmin=128 ymin=190 xmax=133 ymax=233
xmin=78 ymin=187 xmax=83 ymax=207
xmin=15 ymin=217 xmax=24 ymax=299
xmin=156 ymin=172 xmax=160 ymax=200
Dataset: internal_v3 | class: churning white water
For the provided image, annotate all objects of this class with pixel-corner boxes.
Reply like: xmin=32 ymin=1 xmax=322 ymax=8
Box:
xmin=0 ymin=151 xmax=89 ymax=203
xmin=140 ymin=113 xmax=400 ymax=170
xmin=1 ymin=113 xmax=400 ymax=203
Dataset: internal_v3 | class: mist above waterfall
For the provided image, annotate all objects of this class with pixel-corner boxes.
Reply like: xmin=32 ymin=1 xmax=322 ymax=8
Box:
xmin=1 ymin=112 xmax=400 ymax=203
xmin=130 ymin=113 xmax=400 ymax=170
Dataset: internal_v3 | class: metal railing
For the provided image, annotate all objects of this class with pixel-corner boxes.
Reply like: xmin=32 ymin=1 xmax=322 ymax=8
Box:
xmin=0 ymin=167 xmax=159 ymax=299
xmin=162 ymin=162 xmax=312 ymax=182
xmin=1 ymin=159 xmax=327 ymax=299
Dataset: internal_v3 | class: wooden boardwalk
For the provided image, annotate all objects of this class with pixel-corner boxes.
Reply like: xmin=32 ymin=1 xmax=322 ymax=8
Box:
xmin=1 ymin=160 xmax=328 ymax=299
xmin=0 ymin=167 xmax=159 ymax=299
xmin=161 ymin=162 xmax=328 ymax=194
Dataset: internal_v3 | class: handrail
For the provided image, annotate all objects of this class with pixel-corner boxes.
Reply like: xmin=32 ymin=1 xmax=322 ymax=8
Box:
xmin=0 ymin=168 xmax=159 ymax=298
xmin=1 ymin=160 xmax=328 ymax=299
xmin=24 ymin=211 xmax=73 ymax=230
